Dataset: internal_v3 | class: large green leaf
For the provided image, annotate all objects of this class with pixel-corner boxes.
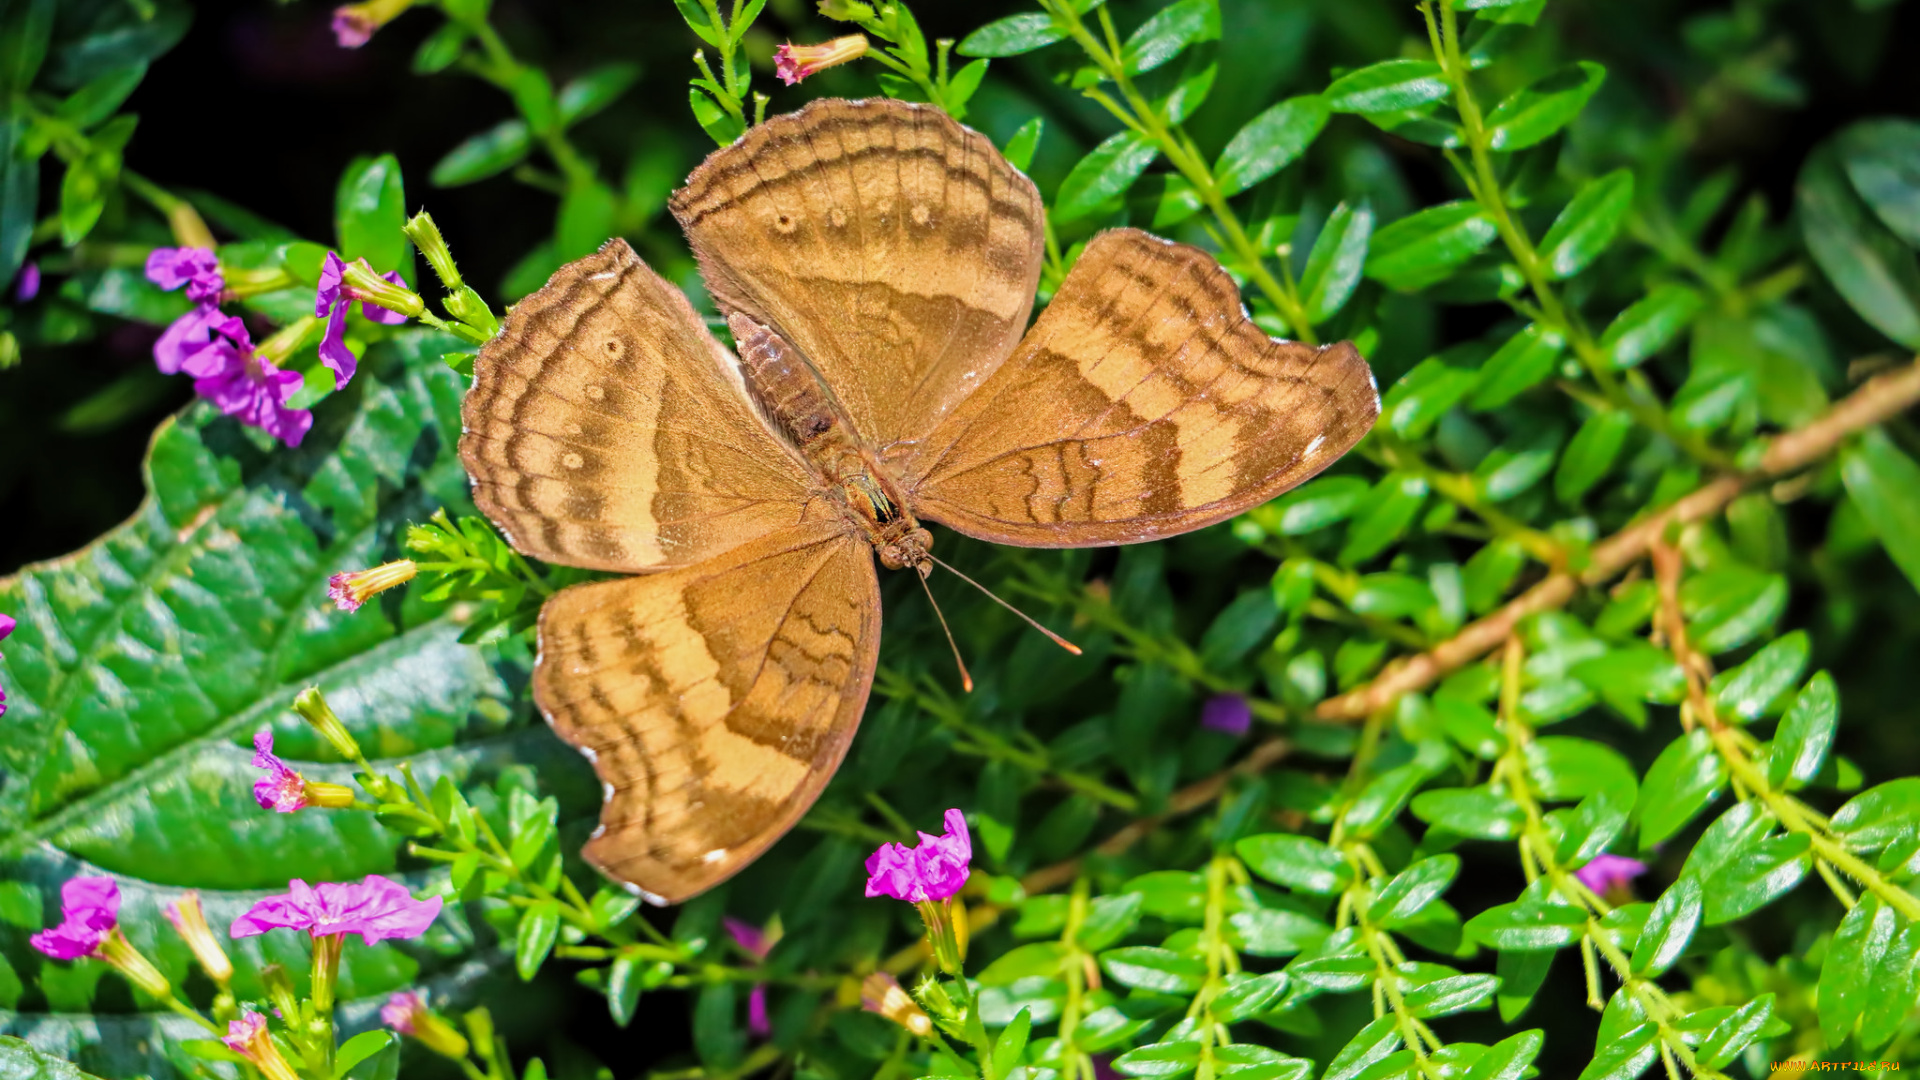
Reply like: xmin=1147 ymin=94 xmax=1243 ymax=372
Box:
xmin=0 ymin=332 xmax=593 ymax=1072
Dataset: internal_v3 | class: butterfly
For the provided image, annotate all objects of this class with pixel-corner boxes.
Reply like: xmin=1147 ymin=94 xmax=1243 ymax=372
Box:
xmin=459 ymin=97 xmax=1379 ymax=904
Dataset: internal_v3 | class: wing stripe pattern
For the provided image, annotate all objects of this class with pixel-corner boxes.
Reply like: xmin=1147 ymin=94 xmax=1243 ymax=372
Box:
xmin=535 ymin=522 xmax=879 ymax=902
xmin=907 ymin=229 xmax=1380 ymax=546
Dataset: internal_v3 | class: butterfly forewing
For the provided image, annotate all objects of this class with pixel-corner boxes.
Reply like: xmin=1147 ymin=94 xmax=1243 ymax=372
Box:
xmin=903 ymin=229 xmax=1381 ymax=546
xmin=535 ymin=522 xmax=881 ymax=903
xmin=460 ymin=240 xmax=817 ymax=573
xmin=670 ymin=98 xmax=1046 ymax=449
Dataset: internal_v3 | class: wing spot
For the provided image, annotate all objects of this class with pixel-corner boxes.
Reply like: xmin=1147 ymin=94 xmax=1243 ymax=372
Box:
xmin=774 ymin=213 xmax=798 ymax=234
xmin=828 ymin=207 xmax=848 ymax=227
xmin=910 ymin=203 xmax=931 ymax=226
xmin=563 ymin=452 xmax=585 ymax=470
xmin=605 ymin=338 xmax=626 ymax=359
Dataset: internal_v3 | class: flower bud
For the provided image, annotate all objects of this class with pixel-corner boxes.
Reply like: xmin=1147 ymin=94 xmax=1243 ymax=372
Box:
xmin=98 ymin=931 xmax=171 ymax=999
xmin=859 ymin=972 xmax=931 ymax=1037
xmin=165 ymin=892 xmax=233 ymax=985
xmin=817 ymin=0 xmax=875 ymax=20
xmin=443 ymin=285 xmax=499 ymax=338
xmin=403 ymin=211 xmax=462 ymax=289
xmin=260 ymin=964 xmax=301 ymax=1026
xmin=167 ymin=203 xmax=217 ymax=252
xmin=774 ymin=35 xmax=869 ymax=86
xmin=332 ymin=0 xmax=415 ymax=48
xmin=224 ymin=1011 xmax=302 ymax=1080
xmin=327 ymin=560 xmax=417 ymax=614
xmin=382 ymin=992 xmax=472 ymax=1059
xmin=339 ymin=261 xmax=425 ymax=319
xmin=304 ymin=780 xmax=358 ymax=809
xmin=292 ymin=687 xmax=363 ymax=762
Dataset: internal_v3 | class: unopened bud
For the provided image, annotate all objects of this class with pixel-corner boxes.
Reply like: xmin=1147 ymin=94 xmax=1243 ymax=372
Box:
xmin=260 ymin=964 xmax=301 ymax=1026
xmin=383 ymin=992 xmax=472 ymax=1059
xmin=168 ymin=202 xmax=217 ymax=252
xmin=404 ymin=212 xmax=462 ymax=290
xmin=340 ymin=260 xmax=425 ymax=318
xmin=292 ymin=688 xmax=363 ymax=762
xmin=224 ymin=1011 xmax=302 ymax=1080
xmin=859 ymin=972 xmax=931 ymax=1037
xmin=165 ymin=892 xmax=233 ymax=985
xmin=327 ymin=560 xmax=418 ymax=614
xmin=332 ymin=0 xmax=415 ymax=48
xmin=774 ymin=35 xmax=868 ymax=85
xmin=443 ymin=285 xmax=499 ymax=338
xmin=304 ymin=780 xmax=358 ymax=809
xmin=98 ymin=932 xmax=171 ymax=998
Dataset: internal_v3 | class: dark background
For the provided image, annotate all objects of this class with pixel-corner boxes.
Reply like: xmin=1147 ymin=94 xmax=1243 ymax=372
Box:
xmin=4 ymin=0 xmax=1918 ymax=1074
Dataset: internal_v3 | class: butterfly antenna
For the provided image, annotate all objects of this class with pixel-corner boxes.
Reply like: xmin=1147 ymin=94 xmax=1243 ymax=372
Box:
xmin=915 ymin=569 xmax=974 ymax=693
xmin=925 ymin=553 xmax=1083 ymax=656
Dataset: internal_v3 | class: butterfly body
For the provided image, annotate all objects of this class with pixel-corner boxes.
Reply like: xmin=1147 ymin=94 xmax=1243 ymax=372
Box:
xmin=460 ymin=98 xmax=1379 ymax=903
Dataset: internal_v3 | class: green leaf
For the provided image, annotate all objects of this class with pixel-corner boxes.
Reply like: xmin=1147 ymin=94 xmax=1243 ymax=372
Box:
xmin=1555 ymin=792 xmax=1631 ymax=867
xmin=1099 ymin=947 xmax=1206 ymax=993
xmin=1704 ymin=833 xmax=1811 ymax=924
xmin=1401 ymin=973 xmax=1499 ymax=1018
xmin=1055 ymin=131 xmax=1159 ymax=221
xmin=1841 ymin=429 xmax=1920 ymax=595
xmin=515 ymin=901 xmax=561 ymax=980
xmin=690 ymin=87 xmax=744 ymax=146
xmin=335 ymin=1031 xmax=395 ymax=1078
xmin=1368 ymin=855 xmax=1459 ymax=926
xmin=1681 ymin=567 xmax=1788 ymax=654
xmin=1077 ymin=893 xmax=1144 ymax=951
xmin=1366 ymin=201 xmax=1497 ymax=292
xmin=1258 ymin=476 xmax=1369 ymax=537
xmin=0 ymin=1037 xmax=103 ymax=1080
xmin=1523 ymin=737 xmax=1637 ymax=803
xmin=1112 ymin=1040 xmax=1201 ymax=1079
xmin=1635 ymin=730 xmax=1726 ymax=847
xmin=693 ymin=982 xmax=742 ymax=1068
xmin=57 ymin=151 xmax=111 ymax=246
xmin=1460 ymin=1030 xmax=1543 ymax=1080
xmin=1214 ymin=96 xmax=1328 ymax=197
xmin=1799 ymin=143 xmax=1920 ymax=348
xmin=1003 ymin=117 xmax=1044 ymax=173
xmin=1464 ymin=902 xmax=1586 ymax=950
xmin=1323 ymin=59 xmax=1448 ymax=114
xmin=1538 ymin=169 xmax=1633 ymax=279
xmin=1768 ymin=671 xmax=1838 ymax=789
xmin=1323 ymin=1015 xmax=1401 ymax=1080
xmin=980 ymin=943 xmax=1069 ymax=986
xmin=959 ymin=12 xmax=1066 ymax=57
xmin=1349 ymin=573 xmax=1437 ymax=619
xmin=1382 ymin=359 xmax=1480 ymax=439
xmin=1494 ymin=949 xmax=1551 ymax=1022
xmin=1600 ymin=284 xmax=1703 ymax=369
xmin=1300 ymin=201 xmax=1372 ymax=321
xmin=947 ymin=59 xmax=990 ymax=118
xmin=0 ymin=0 xmax=53 ymax=94
xmin=1574 ymin=1022 xmax=1657 ymax=1080
xmin=1629 ymin=876 xmax=1700 ymax=976
xmin=1341 ymin=763 xmax=1426 ymax=837
xmin=1339 ymin=474 xmax=1429 ymax=564
xmin=1237 ymin=834 xmax=1349 ymax=894
xmin=558 ymin=62 xmax=641 ymax=127
xmin=1484 ymin=62 xmax=1605 ymax=150
xmin=1696 ymin=994 xmax=1774 ymax=1070
xmin=0 ymin=118 xmax=39 ymax=290
xmin=55 ymin=62 xmax=146 ymax=128
xmin=1471 ymin=324 xmax=1565 ymax=409
xmin=336 ymin=154 xmax=410 ymax=277
xmin=1212 ymin=971 xmax=1289 ymax=1022
xmin=673 ymin=0 xmax=723 ymax=46
xmin=1227 ymin=904 xmax=1329 ymax=957
xmin=1462 ymin=537 xmax=1527 ymax=614
xmin=1837 ymin=118 xmax=1920 ymax=247
xmin=431 ymin=121 xmax=533 ymax=188
xmin=1554 ymin=410 xmax=1633 ymax=504
xmin=412 ymin=23 xmax=467 ymax=74
xmin=607 ymin=955 xmax=642 ymax=1027
xmin=1121 ymin=0 xmax=1218 ymax=74
xmin=1475 ymin=423 xmax=1563 ymax=502
xmin=1709 ymin=631 xmax=1808 ymax=720
xmin=1818 ymin=896 xmax=1899 ymax=1047
xmin=989 ymin=1007 xmax=1032 ymax=1080
xmin=1832 ymin=778 xmax=1920 ymax=849
xmin=0 ymin=334 xmax=586 ymax=1054
xmin=1410 ymin=787 xmax=1526 ymax=839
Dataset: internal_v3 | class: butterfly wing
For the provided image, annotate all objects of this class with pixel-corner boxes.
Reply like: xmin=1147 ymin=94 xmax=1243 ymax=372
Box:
xmin=461 ymin=239 xmax=817 ymax=573
xmin=535 ymin=520 xmax=879 ymax=903
xmin=670 ymin=97 xmax=1045 ymax=450
xmin=905 ymin=229 xmax=1379 ymax=546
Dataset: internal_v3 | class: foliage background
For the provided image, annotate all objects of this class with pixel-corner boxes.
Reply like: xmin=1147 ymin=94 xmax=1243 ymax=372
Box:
xmin=3 ymin=0 xmax=1920 ymax=1079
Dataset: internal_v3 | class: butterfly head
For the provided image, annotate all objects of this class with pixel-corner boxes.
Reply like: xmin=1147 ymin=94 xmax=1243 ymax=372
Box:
xmin=876 ymin=526 xmax=934 ymax=579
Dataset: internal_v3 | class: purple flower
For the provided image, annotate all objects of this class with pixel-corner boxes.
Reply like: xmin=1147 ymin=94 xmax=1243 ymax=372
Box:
xmin=724 ymin=917 xmax=773 ymax=960
xmin=1575 ymin=854 xmax=1648 ymax=899
xmin=225 ymin=1011 xmax=300 ymax=1080
xmin=747 ymin=984 xmax=771 ymax=1039
xmin=381 ymin=991 xmax=423 ymax=1034
xmin=230 ymin=875 xmax=442 ymax=945
xmin=1200 ymin=694 xmax=1252 ymax=737
xmin=251 ymin=731 xmax=308 ymax=813
xmin=147 ymin=247 xmax=224 ymax=305
xmin=315 ymin=252 xmax=408 ymax=388
xmin=865 ymin=808 xmax=972 ymax=904
xmin=17 ymin=263 xmax=39 ymax=301
xmin=0 ymin=612 xmax=13 ymax=719
xmin=332 ymin=7 xmax=376 ymax=47
xmin=184 ymin=315 xmax=314 ymax=448
xmin=152 ymin=304 xmax=226 ymax=375
xmin=29 ymin=877 xmax=120 ymax=960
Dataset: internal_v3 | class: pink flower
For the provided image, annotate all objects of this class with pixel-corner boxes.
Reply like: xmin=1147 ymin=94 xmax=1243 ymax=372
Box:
xmin=225 ymin=1011 xmax=300 ymax=1080
xmin=152 ymin=304 xmax=225 ymax=375
xmin=251 ymin=732 xmax=309 ymax=813
xmin=147 ymin=247 xmax=224 ymax=304
xmin=724 ymin=917 xmax=773 ymax=960
xmin=230 ymin=875 xmax=442 ymax=944
xmin=865 ymin=809 xmax=971 ymax=903
xmin=315 ymin=252 xmax=408 ymax=388
xmin=1200 ymin=694 xmax=1252 ymax=737
xmin=224 ymin=1010 xmax=268 ymax=1054
xmin=29 ymin=877 xmax=120 ymax=960
xmin=188 ymin=316 xmax=313 ymax=448
xmin=332 ymin=8 xmax=375 ymax=46
xmin=773 ymin=35 xmax=868 ymax=85
xmin=17 ymin=262 xmax=39 ymax=301
xmin=327 ymin=560 xmax=417 ymax=613
xmin=381 ymin=991 xmax=423 ymax=1034
xmin=747 ymin=984 xmax=770 ymax=1039
xmin=1575 ymin=854 xmax=1648 ymax=900
xmin=0 ymin=612 xmax=13 ymax=719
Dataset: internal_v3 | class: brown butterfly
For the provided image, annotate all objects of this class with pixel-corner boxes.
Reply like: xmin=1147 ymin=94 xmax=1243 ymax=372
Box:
xmin=459 ymin=98 xmax=1378 ymax=904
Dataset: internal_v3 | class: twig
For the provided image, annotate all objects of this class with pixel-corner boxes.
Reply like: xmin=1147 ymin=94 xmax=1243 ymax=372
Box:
xmin=1317 ymin=356 xmax=1920 ymax=720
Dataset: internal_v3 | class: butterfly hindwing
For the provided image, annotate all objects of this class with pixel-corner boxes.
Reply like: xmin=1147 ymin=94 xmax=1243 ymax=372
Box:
xmin=670 ymin=98 xmax=1046 ymax=449
xmin=534 ymin=521 xmax=881 ymax=903
xmin=905 ymin=229 xmax=1380 ymax=546
xmin=461 ymin=239 xmax=816 ymax=573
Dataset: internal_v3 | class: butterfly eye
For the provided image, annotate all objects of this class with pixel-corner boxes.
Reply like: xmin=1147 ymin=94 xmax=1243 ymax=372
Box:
xmin=773 ymin=214 xmax=797 ymax=234
xmin=604 ymin=338 xmax=625 ymax=359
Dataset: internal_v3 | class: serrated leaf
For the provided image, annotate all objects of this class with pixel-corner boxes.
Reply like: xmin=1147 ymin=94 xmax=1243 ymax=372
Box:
xmin=1539 ymin=169 xmax=1633 ymax=279
xmin=1214 ymin=96 xmax=1328 ymax=197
